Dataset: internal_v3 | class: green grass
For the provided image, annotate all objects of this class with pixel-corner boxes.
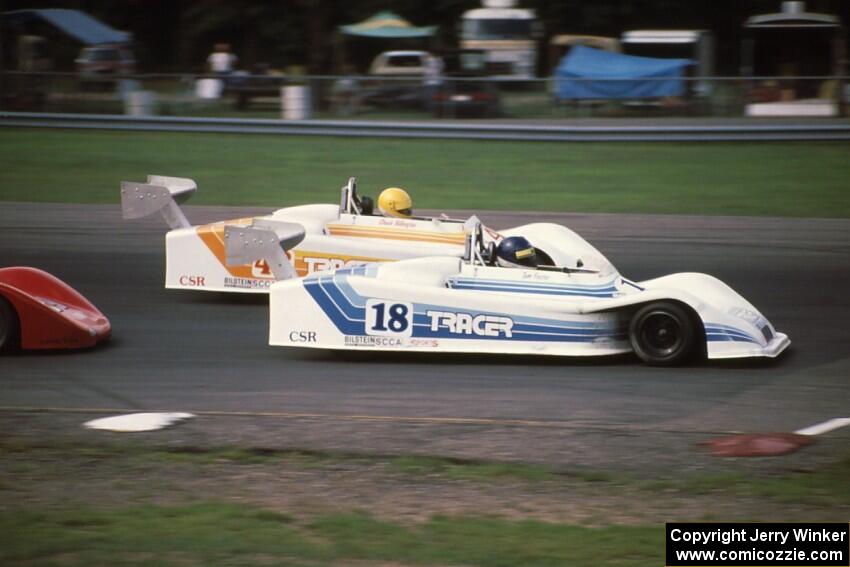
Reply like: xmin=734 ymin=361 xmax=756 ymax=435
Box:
xmin=0 ymin=503 xmax=661 ymax=566
xmin=1 ymin=128 xmax=848 ymax=217
xmin=311 ymin=513 xmax=661 ymax=567
xmin=633 ymin=453 xmax=850 ymax=509
xmin=668 ymin=454 xmax=850 ymax=507
xmin=387 ymin=455 xmax=557 ymax=481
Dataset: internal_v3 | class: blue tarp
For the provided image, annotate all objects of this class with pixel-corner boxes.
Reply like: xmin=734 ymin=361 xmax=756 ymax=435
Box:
xmin=4 ymin=9 xmax=130 ymax=45
xmin=555 ymin=46 xmax=691 ymax=100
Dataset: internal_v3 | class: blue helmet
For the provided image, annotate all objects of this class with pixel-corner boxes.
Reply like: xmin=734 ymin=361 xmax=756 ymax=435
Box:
xmin=496 ymin=236 xmax=538 ymax=268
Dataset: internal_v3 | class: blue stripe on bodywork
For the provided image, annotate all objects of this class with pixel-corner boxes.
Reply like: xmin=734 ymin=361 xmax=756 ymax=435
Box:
xmin=303 ymin=277 xmax=364 ymax=335
xmin=447 ymin=276 xmax=619 ymax=298
xmin=448 ymin=283 xmax=618 ymax=297
xmin=450 ymin=277 xmax=617 ymax=290
xmin=304 ymin=274 xmax=625 ymax=343
xmin=704 ymin=323 xmax=760 ymax=344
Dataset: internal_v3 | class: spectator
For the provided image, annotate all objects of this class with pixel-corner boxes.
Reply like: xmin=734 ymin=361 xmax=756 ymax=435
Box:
xmin=207 ymin=43 xmax=237 ymax=75
xmin=423 ymin=54 xmax=444 ymax=111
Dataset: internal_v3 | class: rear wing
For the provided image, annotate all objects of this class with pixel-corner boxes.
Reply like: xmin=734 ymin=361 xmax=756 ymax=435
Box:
xmin=120 ymin=175 xmax=197 ymax=229
xmin=224 ymin=220 xmax=305 ymax=281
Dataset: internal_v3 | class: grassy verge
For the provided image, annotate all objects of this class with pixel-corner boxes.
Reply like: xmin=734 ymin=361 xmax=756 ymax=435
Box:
xmin=1 ymin=128 xmax=849 ymax=217
xmin=0 ymin=504 xmax=660 ymax=567
xmin=1 ymin=440 xmax=848 ymax=565
xmin=142 ymin=446 xmax=850 ymax=506
xmin=4 ymin=440 xmax=850 ymax=504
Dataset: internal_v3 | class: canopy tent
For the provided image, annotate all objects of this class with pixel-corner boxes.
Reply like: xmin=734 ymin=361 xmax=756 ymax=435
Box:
xmin=745 ymin=3 xmax=840 ymax=28
xmin=741 ymin=1 xmax=845 ymax=79
xmin=3 ymin=9 xmax=130 ymax=45
xmin=334 ymin=11 xmax=437 ymax=73
xmin=555 ymin=45 xmax=691 ymax=100
xmin=740 ymin=2 xmax=845 ymax=116
xmin=339 ymin=11 xmax=436 ymax=39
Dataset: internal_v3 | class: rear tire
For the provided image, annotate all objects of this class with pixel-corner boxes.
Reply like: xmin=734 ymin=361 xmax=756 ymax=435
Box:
xmin=629 ymin=301 xmax=699 ymax=366
xmin=0 ymin=296 xmax=20 ymax=352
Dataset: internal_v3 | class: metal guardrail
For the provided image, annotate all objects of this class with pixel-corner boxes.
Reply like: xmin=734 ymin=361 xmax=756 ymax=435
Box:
xmin=3 ymin=111 xmax=850 ymax=142
xmin=3 ymin=70 xmax=849 ymax=124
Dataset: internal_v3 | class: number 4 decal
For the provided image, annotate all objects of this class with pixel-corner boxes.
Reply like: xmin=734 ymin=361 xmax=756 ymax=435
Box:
xmin=365 ymin=300 xmax=413 ymax=337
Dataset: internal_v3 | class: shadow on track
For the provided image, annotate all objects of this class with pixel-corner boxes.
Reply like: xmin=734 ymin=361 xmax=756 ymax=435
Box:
xmin=282 ymin=348 xmax=639 ymax=369
xmin=269 ymin=345 xmax=795 ymax=372
xmin=178 ymin=292 xmax=268 ymax=306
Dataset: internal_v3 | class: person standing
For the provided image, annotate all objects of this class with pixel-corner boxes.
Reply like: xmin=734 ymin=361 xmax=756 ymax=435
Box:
xmin=207 ymin=43 xmax=237 ymax=76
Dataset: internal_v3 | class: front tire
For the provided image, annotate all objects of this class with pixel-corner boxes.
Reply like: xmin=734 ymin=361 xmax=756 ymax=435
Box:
xmin=0 ymin=296 xmax=20 ymax=352
xmin=629 ymin=302 xmax=699 ymax=366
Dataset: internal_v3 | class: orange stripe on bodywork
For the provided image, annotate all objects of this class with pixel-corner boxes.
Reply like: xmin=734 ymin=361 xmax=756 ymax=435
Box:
xmin=326 ymin=224 xmax=466 ymax=245
xmin=196 ymin=219 xmax=257 ymax=278
xmin=195 ymin=220 xmax=393 ymax=279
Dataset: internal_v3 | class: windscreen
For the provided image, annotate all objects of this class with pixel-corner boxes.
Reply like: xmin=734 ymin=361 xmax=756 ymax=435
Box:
xmin=87 ymin=49 xmax=125 ymax=62
xmin=386 ymin=55 xmax=425 ymax=68
xmin=463 ymin=19 xmax=533 ymax=40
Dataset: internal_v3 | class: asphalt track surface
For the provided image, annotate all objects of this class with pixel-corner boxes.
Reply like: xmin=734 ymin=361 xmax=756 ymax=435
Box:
xmin=2 ymin=203 xmax=849 ymax=472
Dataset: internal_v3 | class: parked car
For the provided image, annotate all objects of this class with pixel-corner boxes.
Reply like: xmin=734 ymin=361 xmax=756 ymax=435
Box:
xmin=368 ymin=50 xmax=440 ymax=76
xmin=76 ymin=44 xmax=135 ymax=91
xmin=223 ymin=63 xmax=288 ymax=109
xmin=363 ymin=50 xmax=442 ymax=109
xmin=432 ymin=77 xmax=500 ymax=117
xmin=75 ymin=44 xmax=135 ymax=77
xmin=432 ymin=49 xmax=500 ymax=118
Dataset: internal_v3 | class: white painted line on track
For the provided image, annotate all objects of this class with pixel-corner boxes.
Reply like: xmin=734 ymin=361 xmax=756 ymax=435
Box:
xmin=794 ymin=417 xmax=850 ymax=436
xmin=84 ymin=412 xmax=195 ymax=432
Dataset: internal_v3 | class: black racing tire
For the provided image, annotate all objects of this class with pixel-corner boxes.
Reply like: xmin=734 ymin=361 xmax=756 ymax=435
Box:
xmin=0 ymin=296 xmax=20 ymax=352
xmin=629 ymin=301 xmax=699 ymax=366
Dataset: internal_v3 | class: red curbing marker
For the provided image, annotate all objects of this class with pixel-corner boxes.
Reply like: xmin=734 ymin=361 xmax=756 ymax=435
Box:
xmin=702 ymin=433 xmax=815 ymax=457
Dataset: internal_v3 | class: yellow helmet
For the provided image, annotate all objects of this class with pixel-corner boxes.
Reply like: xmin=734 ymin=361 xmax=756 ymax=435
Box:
xmin=378 ymin=187 xmax=412 ymax=218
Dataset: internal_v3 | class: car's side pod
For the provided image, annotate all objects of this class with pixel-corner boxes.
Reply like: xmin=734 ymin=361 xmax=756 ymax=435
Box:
xmin=120 ymin=175 xmax=197 ymax=229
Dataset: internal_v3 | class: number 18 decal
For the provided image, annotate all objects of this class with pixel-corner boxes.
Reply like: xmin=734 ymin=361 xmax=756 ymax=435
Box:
xmin=365 ymin=299 xmax=414 ymax=337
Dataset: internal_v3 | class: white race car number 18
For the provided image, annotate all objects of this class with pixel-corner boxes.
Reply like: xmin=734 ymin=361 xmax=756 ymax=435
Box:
xmin=365 ymin=300 xmax=413 ymax=337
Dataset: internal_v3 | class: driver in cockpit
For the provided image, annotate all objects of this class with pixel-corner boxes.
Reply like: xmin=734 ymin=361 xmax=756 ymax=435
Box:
xmin=377 ymin=187 xmax=413 ymax=218
xmin=494 ymin=236 xmax=538 ymax=269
